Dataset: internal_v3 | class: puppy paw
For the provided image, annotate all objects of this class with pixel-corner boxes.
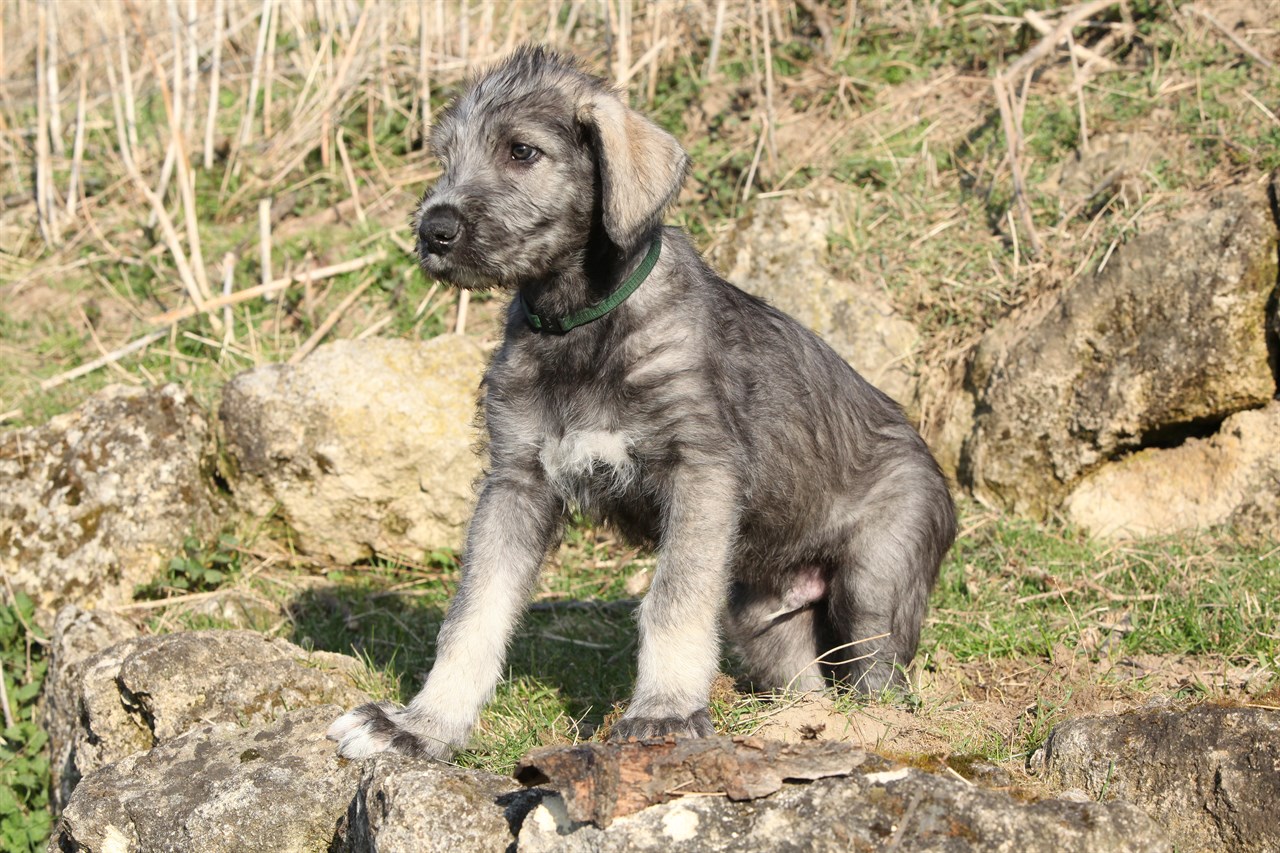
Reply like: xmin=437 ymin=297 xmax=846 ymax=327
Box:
xmin=326 ymin=702 xmax=454 ymax=761
xmin=608 ymin=708 xmax=714 ymax=742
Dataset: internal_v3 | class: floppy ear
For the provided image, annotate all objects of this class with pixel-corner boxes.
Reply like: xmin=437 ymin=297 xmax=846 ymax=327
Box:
xmin=579 ymin=91 xmax=690 ymax=252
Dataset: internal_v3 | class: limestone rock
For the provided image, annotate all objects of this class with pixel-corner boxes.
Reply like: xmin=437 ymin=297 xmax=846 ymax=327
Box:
xmin=962 ymin=189 xmax=1278 ymax=516
xmin=51 ymin=706 xmax=361 ymax=853
xmin=40 ymin=606 xmax=142 ymax=812
xmin=0 ymin=384 xmax=221 ymax=622
xmin=1036 ymin=704 xmax=1280 ymax=852
xmin=519 ymin=762 xmax=1170 ymax=852
xmin=44 ymin=629 xmax=369 ymax=811
xmin=714 ymin=189 xmax=921 ymax=409
xmin=341 ymin=754 xmax=541 ymax=852
xmin=1064 ymin=401 xmax=1280 ymax=541
xmin=219 ymin=336 xmax=487 ymax=562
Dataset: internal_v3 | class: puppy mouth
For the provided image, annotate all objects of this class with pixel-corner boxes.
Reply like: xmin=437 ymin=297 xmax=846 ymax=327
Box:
xmin=417 ymin=249 xmax=501 ymax=291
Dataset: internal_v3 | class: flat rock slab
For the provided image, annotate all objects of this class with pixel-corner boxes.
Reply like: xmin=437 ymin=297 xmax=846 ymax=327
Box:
xmin=519 ymin=757 xmax=1170 ymax=852
xmin=1037 ymin=703 xmax=1280 ymax=853
xmin=43 ymin=628 xmax=369 ymax=811
xmin=51 ymin=706 xmax=361 ymax=853
xmin=0 ymin=384 xmax=220 ymax=622
xmin=342 ymin=754 xmax=541 ymax=852
xmin=1064 ymin=400 xmax=1280 ymax=541
xmin=219 ymin=336 xmax=487 ymax=562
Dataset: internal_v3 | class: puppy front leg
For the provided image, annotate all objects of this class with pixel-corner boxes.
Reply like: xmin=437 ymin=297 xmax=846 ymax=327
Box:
xmin=610 ymin=466 xmax=737 ymax=741
xmin=329 ymin=473 xmax=559 ymax=760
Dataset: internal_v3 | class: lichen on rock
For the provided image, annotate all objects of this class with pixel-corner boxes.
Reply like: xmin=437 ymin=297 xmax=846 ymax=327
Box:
xmin=0 ymin=384 xmax=221 ymax=623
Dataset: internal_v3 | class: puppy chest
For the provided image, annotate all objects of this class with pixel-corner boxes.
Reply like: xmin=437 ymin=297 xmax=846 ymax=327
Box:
xmin=539 ymin=429 xmax=638 ymax=503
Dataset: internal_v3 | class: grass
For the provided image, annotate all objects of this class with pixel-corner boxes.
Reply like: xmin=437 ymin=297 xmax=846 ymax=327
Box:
xmin=154 ymin=502 xmax=1271 ymax=779
xmin=2 ymin=0 xmax=1278 ymax=847
xmin=931 ymin=508 xmax=1280 ymax=667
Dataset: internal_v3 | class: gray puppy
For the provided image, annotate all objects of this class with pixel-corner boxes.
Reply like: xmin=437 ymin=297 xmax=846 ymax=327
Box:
xmin=328 ymin=46 xmax=955 ymax=760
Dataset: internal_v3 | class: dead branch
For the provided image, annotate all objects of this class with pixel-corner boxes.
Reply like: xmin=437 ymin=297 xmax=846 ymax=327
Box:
xmin=516 ymin=736 xmax=875 ymax=828
xmin=147 ymin=250 xmax=387 ymax=325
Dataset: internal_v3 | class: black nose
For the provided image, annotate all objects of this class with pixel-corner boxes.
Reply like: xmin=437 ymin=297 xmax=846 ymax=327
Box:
xmin=419 ymin=206 xmax=463 ymax=255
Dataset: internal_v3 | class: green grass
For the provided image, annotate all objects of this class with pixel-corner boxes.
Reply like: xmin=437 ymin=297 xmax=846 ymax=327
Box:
xmin=238 ymin=503 xmax=1278 ymax=777
xmin=929 ymin=508 xmax=1280 ymax=668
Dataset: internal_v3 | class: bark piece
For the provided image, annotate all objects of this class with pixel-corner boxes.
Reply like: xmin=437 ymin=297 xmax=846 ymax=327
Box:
xmin=515 ymin=735 xmax=870 ymax=827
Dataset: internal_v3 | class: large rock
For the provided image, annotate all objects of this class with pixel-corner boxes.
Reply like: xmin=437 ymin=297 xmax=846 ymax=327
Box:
xmin=713 ymin=189 xmax=921 ymax=409
xmin=43 ymin=629 xmax=369 ymax=811
xmin=519 ymin=762 xmax=1169 ymax=852
xmin=0 ymin=384 xmax=220 ymax=621
xmin=341 ymin=754 xmax=541 ymax=851
xmin=219 ymin=336 xmax=487 ymax=563
xmin=1036 ymin=704 xmax=1280 ymax=853
xmin=961 ymin=189 xmax=1277 ymax=517
xmin=1064 ymin=401 xmax=1280 ymax=541
xmin=40 ymin=606 xmax=141 ymax=812
xmin=51 ymin=706 xmax=361 ymax=853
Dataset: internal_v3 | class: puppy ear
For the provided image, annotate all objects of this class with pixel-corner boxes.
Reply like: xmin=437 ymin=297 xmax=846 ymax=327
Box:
xmin=580 ymin=91 xmax=690 ymax=251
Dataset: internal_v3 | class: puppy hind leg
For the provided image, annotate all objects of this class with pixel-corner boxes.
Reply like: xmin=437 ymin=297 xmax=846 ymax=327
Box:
xmin=726 ymin=583 xmax=826 ymax=693
xmin=826 ymin=510 xmax=943 ymax=696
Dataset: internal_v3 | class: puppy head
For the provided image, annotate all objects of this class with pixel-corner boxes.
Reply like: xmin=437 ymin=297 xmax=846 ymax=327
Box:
xmin=415 ymin=46 xmax=689 ymax=290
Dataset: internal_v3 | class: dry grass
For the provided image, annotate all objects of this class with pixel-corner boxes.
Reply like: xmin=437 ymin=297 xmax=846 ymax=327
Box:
xmin=2 ymin=1 xmax=1277 ymax=428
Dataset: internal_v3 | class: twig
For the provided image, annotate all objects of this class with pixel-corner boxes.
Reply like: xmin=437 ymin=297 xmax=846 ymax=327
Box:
xmin=989 ymin=1 xmax=1120 ymax=257
xmin=112 ymin=589 xmax=228 ymax=611
xmin=1185 ymin=5 xmax=1275 ymax=70
xmin=335 ymin=128 xmax=365 ymax=222
xmin=0 ymin=659 xmax=14 ymax=729
xmin=1024 ymin=8 xmax=1117 ymax=74
xmin=66 ymin=66 xmax=87 ymax=219
xmin=147 ymin=250 xmax=387 ymax=325
xmin=758 ymin=0 xmax=777 ymax=170
xmin=705 ymin=0 xmax=727 ymax=79
xmin=118 ymin=17 xmax=138 ymax=153
xmin=40 ymin=331 xmax=167 ymax=390
xmin=185 ymin=0 xmax=198 ymax=143
xmin=1243 ymin=90 xmax=1280 ymax=127
xmin=203 ymin=0 xmax=224 ymax=169
xmin=220 ymin=251 xmax=236 ymax=348
xmin=45 ymin=0 xmax=64 ymax=156
xmin=1003 ymin=0 xmax=1121 ymax=81
xmin=34 ymin=1 xmax=58 ymax=246
xmin=263 ymin=0 xmax=278 ymax=137
xmin=289 ymin=274 xmax=376 ymax=363
xmin=355 ymin=315 xmax=392 ymax=340
xmin=455 ymin=290 xmax=470 ymax=334
xmin=992 ymin=75 xmax=1040 ymax=256
xmin=239 ymin=0 xmax=274 ymax=147
xmin=418 ymin=3 xmax=431 ymax=129
xmin=258 ymin=197 xmax=272 ymax=295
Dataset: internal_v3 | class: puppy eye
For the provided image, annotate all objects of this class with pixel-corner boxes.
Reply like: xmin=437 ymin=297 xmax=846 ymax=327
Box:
xmin=510 ymin=143 xmax=540 ymax=162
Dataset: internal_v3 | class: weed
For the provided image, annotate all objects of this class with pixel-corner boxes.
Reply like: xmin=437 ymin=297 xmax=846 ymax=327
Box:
xmin=135 ymin=533 xmax=242 ymax=600
xmin=0 ymin=593 xmax=51 ymax=853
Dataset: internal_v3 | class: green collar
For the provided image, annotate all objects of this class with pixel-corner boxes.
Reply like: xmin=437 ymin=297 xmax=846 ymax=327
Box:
xmin=519 ymin=234 xmax=662 ymax=334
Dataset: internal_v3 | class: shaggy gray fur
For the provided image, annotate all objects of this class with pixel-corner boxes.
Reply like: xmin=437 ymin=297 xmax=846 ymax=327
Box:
xmin=328 ymin=46 xmax=955 ymax=761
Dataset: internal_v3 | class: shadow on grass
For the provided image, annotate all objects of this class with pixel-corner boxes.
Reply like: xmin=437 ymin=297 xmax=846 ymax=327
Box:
xmin=286 ymin=583 xmax=641 ymax=737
